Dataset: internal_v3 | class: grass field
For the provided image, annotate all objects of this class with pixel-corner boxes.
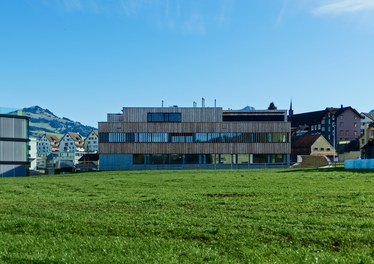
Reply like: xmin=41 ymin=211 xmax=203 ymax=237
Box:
xmin=0 ymin=168 xmax=373 ymax=263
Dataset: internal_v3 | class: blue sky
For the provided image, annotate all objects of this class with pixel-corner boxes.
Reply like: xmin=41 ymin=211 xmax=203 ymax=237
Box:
xmin=1 ymin=0 xmax=374 ymax=127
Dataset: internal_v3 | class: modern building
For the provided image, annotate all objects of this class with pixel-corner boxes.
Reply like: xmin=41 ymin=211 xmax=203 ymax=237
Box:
xmin=99 ymin=106 xmax=291 ymax=170
xmin=0 ymin=113 xmax=30 ymax=176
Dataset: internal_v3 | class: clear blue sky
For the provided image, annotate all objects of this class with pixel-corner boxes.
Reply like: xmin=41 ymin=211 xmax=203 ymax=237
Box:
xmin=1 ymin=0 xmax=374 ymax=127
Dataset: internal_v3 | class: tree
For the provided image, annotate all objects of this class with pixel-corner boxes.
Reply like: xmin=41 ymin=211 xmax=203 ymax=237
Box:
xmin=268 ymin=102 xmax=277 ymax=110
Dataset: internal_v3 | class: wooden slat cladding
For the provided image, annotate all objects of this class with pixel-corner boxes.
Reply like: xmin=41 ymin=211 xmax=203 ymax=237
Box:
xmin=122 ymin=107 xmax=223 ymax=122
xmin=99 ymin=122 xmax=291 ymax=133
xmin=100 ymin=143 xmax=290 ymax=154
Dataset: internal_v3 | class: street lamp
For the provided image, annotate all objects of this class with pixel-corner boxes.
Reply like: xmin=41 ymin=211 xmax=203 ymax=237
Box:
xmin=332 ymin=122 xmax=337 ymax=164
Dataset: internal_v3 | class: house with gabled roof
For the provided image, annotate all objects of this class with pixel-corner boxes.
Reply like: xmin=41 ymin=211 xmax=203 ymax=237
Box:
xmin=362 ymin=139 xmax=374 ymax=159
xmin=360 ymin=112 xmax=374 ymax=149
xmin=37 ymin=133 xmax=60 ymax=155
xmin=291 ymin=135 xmax=335 ymax=162
xmin=84 ymin=130 xmax=98 ymax=153
xmin=59 ymin=132 xmax=84 ymax=153
xmin=290 ymin=105 xmax=361 ymax=146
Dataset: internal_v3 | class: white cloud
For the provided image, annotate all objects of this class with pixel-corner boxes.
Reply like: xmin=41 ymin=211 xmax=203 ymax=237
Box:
xmin=37 ymin=0 xmax=236 ymax=34
xmin=314 ymin=0 xmax=374 ymax=15
xmin=275 ymin=0 xmax=289 ymax=27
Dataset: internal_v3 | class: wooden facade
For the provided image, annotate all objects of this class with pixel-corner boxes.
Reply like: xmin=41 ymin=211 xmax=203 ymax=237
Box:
xmin=99 ymin=107 xmax=291 ymax=169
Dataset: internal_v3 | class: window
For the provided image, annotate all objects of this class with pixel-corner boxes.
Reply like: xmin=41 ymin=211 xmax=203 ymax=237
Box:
xmin=98 ymin=132 xmax=290 ymax=144
xmin=147 ymin=112 xmax=181 ymax=122
xmin=195 ymin=133 xmax=208 ymax=142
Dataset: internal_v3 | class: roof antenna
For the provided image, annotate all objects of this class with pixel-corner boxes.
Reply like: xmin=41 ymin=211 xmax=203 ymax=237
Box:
xmin=214 ymin=99 xmax=216 ymax=108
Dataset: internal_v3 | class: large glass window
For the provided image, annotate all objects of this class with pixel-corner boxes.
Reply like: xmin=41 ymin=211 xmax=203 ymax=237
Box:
xmin=152 ymin=133 xmax=168 ymax=143
xmin=100 ymin=132 xmax=290 ymax=143
xmin=207 ymin=133 xmax=221 ymax=143
xmin=147 ymin=113 xmax=181 ymax=122
xmin=195 ymin=133 xmax=208 ymax=142
xmin=237 ymin=154 xmax=250 ymax=164
xmin=170 ymin=133 xmax=194 ymax=143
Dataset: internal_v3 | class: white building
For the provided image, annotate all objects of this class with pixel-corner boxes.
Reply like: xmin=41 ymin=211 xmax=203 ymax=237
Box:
xmin=59 ymin=132 xmax=84 ymax=153
xmin=37 ymin=134 xmax=60 ymax=155
xmin=84 ymin=130 xmax=98 ymax=152
xmin=36 ymin=134 xmax=60 ymax=169
xmin=29 ymin=137 xmax=37 ymax=170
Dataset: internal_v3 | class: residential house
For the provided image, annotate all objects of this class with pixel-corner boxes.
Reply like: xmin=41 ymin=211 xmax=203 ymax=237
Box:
xmin=290 ymin=105 xmax=361 ymax=148
xmin=37 ymin=134 xmax=60 ymax=155
xmin=84 ymin=130 xmax=98 ymax=152
xmin=360 ymin=112 xmax=374 ymax=149
xmin=75 ymin=153 xmax=99 ymax=171
xmin=36 ymin=133 xmax=60 ymax=169
xmin=58 ymin=132 xmax=85 ymax=165
xmin=362 ymin=139 xmax=374 ymax=159
xmin=99 ymin=105 xmax=291 ymax=170
xmin=59 ymin=132 xmax=84 ymax=153
xmin=0 ymin=113 xmax=30 ymax=176
xmin=291 ymin=135 xmax=335 ymax=162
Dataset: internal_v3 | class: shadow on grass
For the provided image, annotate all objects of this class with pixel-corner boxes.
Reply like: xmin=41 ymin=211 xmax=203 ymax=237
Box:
xmin=279 ymin=167 xmax=374 ymax=174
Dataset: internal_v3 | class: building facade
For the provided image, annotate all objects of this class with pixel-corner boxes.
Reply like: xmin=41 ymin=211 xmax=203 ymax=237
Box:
xmin=291 ymin=135 xmax=335 ymax=162
xmin=291 ymin=106 xmax=361 ymax=145
xmin=59 ymin=132 xmax=84 ymax=153
xmin=0 ymin=114 xmax=30 ymax=176
xmin=84 ymin=130 xmax=99 ymax=152
xmin=37 ymin=134 xmax=60 ymax=155
xmin=29 ymin=137 xmax=37 ymax=170
xmin=99 ymin=107 xmax=291 ymax=170
xmin=36 ymin=133 xmax=60 ymax=169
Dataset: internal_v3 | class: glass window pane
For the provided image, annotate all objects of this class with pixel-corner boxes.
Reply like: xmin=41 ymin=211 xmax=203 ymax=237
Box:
xmin=168 ymin=113 xmax=181 ymax=122
xmin=195 ymin=133 xmax=207 ymax=142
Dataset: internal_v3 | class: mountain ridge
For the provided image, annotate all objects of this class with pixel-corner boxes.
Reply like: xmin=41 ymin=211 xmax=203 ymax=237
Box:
xmin=16 ymin=106 xmax=97 ymax=138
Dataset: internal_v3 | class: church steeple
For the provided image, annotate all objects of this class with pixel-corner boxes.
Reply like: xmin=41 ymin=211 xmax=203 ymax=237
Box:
xmin=288 ymin=99 xmax=294 ymax=121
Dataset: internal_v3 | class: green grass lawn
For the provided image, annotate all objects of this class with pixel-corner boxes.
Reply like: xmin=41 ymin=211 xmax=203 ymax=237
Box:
xmin=0 ymin=169 xmax=373 ymax=263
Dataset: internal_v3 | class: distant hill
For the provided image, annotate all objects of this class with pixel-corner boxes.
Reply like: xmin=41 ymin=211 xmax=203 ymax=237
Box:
xmin=15 ymin=106 xmax=97 ymax=138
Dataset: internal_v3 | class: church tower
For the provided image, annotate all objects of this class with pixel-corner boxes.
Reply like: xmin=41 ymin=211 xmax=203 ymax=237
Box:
xmin=288 ymin=100 xmax=294 ymax=121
